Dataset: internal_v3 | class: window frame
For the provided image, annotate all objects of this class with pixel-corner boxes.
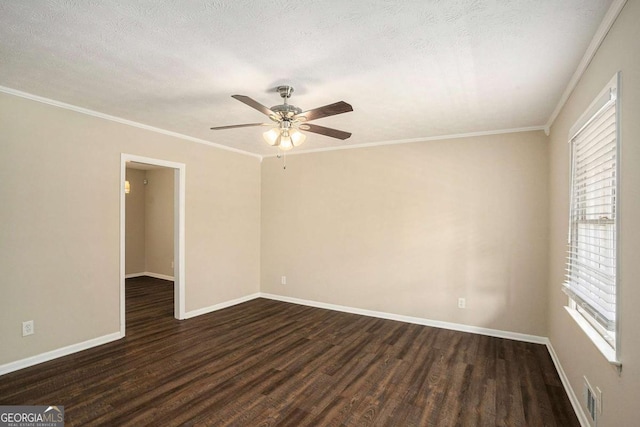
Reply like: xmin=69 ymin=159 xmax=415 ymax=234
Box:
xmin=563 ymin=72 xmax=621 ymax=366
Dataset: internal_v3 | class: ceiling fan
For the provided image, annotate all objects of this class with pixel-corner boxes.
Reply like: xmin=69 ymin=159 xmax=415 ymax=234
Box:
xmin=210 ymin=85 xmax=353 ymax=151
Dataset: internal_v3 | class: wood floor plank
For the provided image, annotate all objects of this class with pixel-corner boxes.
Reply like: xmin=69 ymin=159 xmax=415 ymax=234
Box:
xmin=0 ymin=277 xmax=580 ymax=426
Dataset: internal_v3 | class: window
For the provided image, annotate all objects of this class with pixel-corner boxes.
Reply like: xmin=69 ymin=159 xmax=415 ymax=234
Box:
xmin=563 ymin=73 xmax=620 ymax=365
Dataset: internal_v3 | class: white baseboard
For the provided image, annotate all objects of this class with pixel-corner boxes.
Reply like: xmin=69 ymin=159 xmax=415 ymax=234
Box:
xmin=0 ymin=331 xmax=123 ymax=376
xmin=144 ymin=272 xmax=175 ymax=281
xmin=0 ymin=290 xmax=583 ymax=427
xmin=184 ymin=293 xmax=261 ymax=319
xmin=125 ymin=272 xmax=175 ymax=281
xmin=259 ymin=293 xmax=548 ymax=344
xmin=0 ymin=292 xmax=260 ymax=377
xmin=124 ymin=272 xmax=145 ymax=279
xmin=546 ymin=341 xmax=589 ymax=427
xmin=260 ymin=293 xmax=586 ymax=424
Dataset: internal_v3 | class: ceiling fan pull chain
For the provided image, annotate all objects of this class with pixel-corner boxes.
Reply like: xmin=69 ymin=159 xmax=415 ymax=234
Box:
xmin=283 ymin=152 xmax=287 ymax=170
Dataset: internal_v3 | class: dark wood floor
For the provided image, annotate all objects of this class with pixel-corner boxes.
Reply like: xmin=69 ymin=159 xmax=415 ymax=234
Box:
xmin=0 ymin=277 xmax=578 ymax=426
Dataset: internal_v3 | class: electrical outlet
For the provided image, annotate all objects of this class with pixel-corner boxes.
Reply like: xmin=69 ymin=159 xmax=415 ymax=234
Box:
xmin=281 ymin=276 xmax=287 ymax=285
xmin=458 ymin=298 xmax=466 ymax=309
xmin=22 ymin=320 xmax=34 ymax=336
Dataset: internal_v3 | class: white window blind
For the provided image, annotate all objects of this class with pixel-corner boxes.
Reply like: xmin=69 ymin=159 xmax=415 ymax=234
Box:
xmin=563 ymin=80 xmax=618 ymax=348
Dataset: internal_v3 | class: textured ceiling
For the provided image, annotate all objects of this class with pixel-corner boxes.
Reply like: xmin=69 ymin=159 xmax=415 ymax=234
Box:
xmin=0 ymin=0 xmax=612 ymax=156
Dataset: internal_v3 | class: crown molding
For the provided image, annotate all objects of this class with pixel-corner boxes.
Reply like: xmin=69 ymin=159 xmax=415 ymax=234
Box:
xmin=545 ymin=0 xmax=628 ymax=132
xmin=0 ymin=85 xmax=262 ymax=160
xmin=262 ymin=125 xmax=547 ymax=158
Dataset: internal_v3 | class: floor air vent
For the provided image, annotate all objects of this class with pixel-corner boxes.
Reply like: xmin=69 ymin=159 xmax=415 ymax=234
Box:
xmin=583 ymin=376 xmax=599 ymax=425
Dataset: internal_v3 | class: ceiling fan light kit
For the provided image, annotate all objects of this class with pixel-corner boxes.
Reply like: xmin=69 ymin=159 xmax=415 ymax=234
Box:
xmin=263 ymin=127 xmax=307 ymax=151
xmin=211 ymin=85 xmax=352 ymax=152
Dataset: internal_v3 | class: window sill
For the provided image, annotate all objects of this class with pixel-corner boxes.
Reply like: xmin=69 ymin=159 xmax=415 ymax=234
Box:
xmin=564 ymin=306 xmax=621 ymax=367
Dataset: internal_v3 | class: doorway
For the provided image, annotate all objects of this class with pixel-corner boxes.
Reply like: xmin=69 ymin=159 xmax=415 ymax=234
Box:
xmin=120 ymin=154 xmax=186 ymax=336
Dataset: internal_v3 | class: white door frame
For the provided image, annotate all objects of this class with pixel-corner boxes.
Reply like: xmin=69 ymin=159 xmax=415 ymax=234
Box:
xmin=120 ymin=153 xmax=186 ymax=335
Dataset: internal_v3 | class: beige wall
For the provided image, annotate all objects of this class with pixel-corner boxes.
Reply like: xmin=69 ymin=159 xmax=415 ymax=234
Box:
xmin=125 ymin=168 xmax=146 ymax=275
xmin=0 ymin=92 xmax=261 ymax=365
xmin=547 ymin=1 xmax=640 ymax=426
xmin=262 ymin=131 xmax=549 ymax=336
xmin=124 ymin=167 xmax=175 ymax=278
xmin=144 ymin=168 xmax=174 ymax=277
xmin=2 ymin=5 xmax=637 ymax=423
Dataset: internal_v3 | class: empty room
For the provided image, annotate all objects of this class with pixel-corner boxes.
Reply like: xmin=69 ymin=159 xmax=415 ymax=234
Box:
xmin=0 ymin=1 xmax=638 ymax=426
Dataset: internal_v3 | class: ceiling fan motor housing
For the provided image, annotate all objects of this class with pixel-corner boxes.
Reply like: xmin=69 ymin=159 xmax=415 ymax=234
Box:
xmin=270 ymin=104 xmax=302 ymax=119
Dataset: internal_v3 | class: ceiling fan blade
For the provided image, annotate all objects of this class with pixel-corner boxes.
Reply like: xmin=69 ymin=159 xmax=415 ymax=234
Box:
xmin=299 ymin=123 xmax=352 ymax=140
xmin=231 ymin=95 xmax=277 ymax=117
xmin=293 ymin=101 xmax=353 ymax=122
xmin=210 ymin=123 xmax=269 ymax=130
